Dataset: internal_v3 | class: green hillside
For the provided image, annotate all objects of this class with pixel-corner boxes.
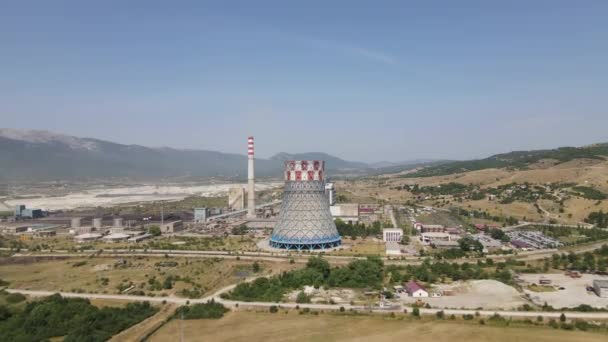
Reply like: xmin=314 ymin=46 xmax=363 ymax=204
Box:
xmin=404 ymin=143 xmax=608 ymax=178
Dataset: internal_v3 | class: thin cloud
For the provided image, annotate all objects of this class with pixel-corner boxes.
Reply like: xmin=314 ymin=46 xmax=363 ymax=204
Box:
xmin=302 ymin=36 xmax=397 ymax=66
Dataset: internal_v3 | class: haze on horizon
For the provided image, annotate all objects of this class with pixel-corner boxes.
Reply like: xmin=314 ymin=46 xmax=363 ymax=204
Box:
xmin=1 ymin=1 xmax=607 ymax=163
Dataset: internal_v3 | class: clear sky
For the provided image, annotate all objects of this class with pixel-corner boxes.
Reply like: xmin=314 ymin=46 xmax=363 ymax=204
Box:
xmin=1 ymin=1 xmax=607 ymax=162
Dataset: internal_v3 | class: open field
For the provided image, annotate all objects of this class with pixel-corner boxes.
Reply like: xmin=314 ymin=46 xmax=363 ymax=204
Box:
xmin=150 ymin=310 xmax=608 ymax=342
xmin=4 ymin=182 xmax=281 ymax=211
xmin=109 ymin=303 xmax=177 ymax=342
xmin=8 ymin=235 xmax=260 ymax=253
xmin=0 ymin=256 xmax=298 ymax=297
xmin=329 ymin=238 xmax=385 ymax=256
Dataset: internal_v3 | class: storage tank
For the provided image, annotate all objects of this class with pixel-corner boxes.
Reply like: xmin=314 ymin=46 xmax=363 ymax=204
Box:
xmin=92 ymin=218 xmax=103 ymax=229
xmin=113 ymin=217 xmax=123 ymax=228
xmin=71 ymin=217 xmax=82 ymax=229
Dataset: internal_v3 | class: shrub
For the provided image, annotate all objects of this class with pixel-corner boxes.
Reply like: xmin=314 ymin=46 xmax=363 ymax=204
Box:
xmin=435 ymin=310 xmax=444 ymax=319
xmin=269 ymin=305 xmax=279 ymax=313
xmin=559 ymin=313 xmax=566 ymax=322
xmin=5 ymin=293 xmax=26 ymax=304
xmin=296 ymin=291 xmax=311 ymax=304
xmin=339 ymin=306 xmax=345 ymax=312
xmin=176 ymin=300 xmax=228 ymax=319
xmin=412 ymin=307 xmax=420 ymax=317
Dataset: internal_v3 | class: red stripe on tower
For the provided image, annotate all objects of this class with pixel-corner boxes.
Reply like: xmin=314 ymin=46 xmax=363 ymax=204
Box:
xmin=247 ymin=136 xmax=254 ymax=157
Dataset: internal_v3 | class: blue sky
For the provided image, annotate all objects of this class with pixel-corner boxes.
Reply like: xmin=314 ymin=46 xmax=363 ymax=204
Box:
xmin=1 ymin=1 xmax=607 ymax=162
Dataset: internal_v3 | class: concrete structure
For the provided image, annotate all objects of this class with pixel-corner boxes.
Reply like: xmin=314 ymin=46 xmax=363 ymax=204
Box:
xmin=160 ymin=220 xmax=184 ymax=234
xmin=405 ymin=281 xmax=429 ymax=297
xmin=93 ymin=218 xmax=103 ymax=229
xmin=383 ymin=228 xmax=403 ymax=242
xmin=330 ymin=203 xmax=359 ymax=223
xmin=14 ymin=205 xmax=44 ymax=219
xmin=71 ymin=217 xmax=82 ymax=229
xmin=594 ymin=280 xmax=608 ymax=298
xmin=385 ymin=242 xmax=402 ymax=256
xmin=76 ymin=226 xmax=93 ymax=235
xmin=419 ymin=224 xmax=445 ymax=233
xmin=194 ymin=208 xmax=209 ymax=223
xmin=113 ymin=217 xmax=124 ymax=228
xmin=247 ymin=136 xmax=256 ymax=218
xmin=325 ymin=182 xmax=336 ymax=206
xmin=74 ymin=233 xmax=102 ymax=243
xmin=102 ymin=233 xmax=130 ymax=243
xmin=270 ymin=160 xmax=341 ymax=250
xmin=228 ymin=187 xmax=246 ymax=210
xmin=0 ymin=224 xmax=29 ymax=234
xmin=432 ymin=240 xmax=460 ymax=249
xmin=128 ymin=233 xmax=153 ymax=243
xmin=421 ymin=232 xmax=451 ymax=243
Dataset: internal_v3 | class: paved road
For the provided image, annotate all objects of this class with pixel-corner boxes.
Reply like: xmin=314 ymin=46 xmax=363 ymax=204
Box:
xmin=9 ymin=238 xmax=608 ymax=267
xmin=8 ymin=287 xmax=608 ymax=320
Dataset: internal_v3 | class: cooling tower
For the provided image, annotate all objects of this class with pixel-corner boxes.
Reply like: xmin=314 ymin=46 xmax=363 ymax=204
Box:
xmin=270 ymin=160 xmax=341 ymax=250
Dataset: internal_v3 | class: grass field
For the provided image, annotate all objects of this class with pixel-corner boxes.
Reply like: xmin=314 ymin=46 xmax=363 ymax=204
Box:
xmin=527 ymin=284 xmax=557 ymax=293
xmin=330 ymin=238 xmax=385 ymax=256
xmin=150 ymin=311 xmax=608 ymax=342
xmin=0 ymin=257 xmax=298 ymax=297
xmin=9 ymin=235 xmax=260 ymax=253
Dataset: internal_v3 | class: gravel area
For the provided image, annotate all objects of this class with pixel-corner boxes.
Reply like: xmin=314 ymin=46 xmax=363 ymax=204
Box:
xmin=520 ymin=273 xmax=608 ymax=308
xmin=399 ymin=280 xmax=528 ymax=310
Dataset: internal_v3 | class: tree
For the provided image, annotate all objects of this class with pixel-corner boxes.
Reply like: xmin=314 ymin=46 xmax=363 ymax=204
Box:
xmin=412 ymin=307 xmax=420 ymax=317
xmin=252 ymin=261 xmax=261 ymax=273
xmin=459 ymin=236 xmax=484 ymax=252
xmin=269 ymin=305 xmax=279 ymax=313
xmin=148 ymin=225 xmax=161 ymax=236
xmin=560 ymin=313 xmax=566 ymax=322
xmin=231 ymin=225 xmax=248 ymax=235
xmin=296 ymin=291 xmax=311 ymax=304
xmin=401 ymin=235 xmax=410 ymax=244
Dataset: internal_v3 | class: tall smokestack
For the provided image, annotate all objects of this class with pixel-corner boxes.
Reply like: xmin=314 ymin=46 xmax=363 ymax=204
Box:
xmin=247 ymin=136 xmax=256 ymax=218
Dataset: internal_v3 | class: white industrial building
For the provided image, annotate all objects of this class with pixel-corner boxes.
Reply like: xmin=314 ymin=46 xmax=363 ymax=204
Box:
xmin=383 ymin=228 xmax=403 ymax=242
xmin=330 ymin=203 xmax=359 ymax=223
xmin=228 ymin=187 xmax=246 ymax=210
xmin=325 ymin=182 xmax=337 ymax=206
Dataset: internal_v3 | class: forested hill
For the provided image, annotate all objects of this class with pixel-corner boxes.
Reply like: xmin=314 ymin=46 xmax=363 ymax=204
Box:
xmin=404 ymin=143 xmax=608 ymax=178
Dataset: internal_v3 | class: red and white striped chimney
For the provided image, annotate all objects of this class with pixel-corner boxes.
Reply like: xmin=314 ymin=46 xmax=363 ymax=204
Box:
xmin=247 ymin=136 xmax=255 ymax=218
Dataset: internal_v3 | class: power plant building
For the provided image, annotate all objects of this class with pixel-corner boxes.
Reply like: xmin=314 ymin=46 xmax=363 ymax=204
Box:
xmin=270 ymin=160 xmax=341 ymax=250
xmin=228 ymin=187 xmax=246 ymax=210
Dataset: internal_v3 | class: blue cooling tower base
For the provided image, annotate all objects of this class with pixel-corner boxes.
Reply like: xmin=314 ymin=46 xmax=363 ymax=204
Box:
xmin=269 ymin=237 xmax=342 ymax=251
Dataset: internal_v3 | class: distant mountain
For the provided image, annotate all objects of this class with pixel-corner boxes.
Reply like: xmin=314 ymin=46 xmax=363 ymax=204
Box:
xmin=368 ymin=159 xmax=440 ymax=169
xmin=269 ymin=152 xmax=368 ymax=170
xmin=404 ymin=143 xmax=608 ymax=178
xmin=0 ymin=129 xmax=373 ymax=181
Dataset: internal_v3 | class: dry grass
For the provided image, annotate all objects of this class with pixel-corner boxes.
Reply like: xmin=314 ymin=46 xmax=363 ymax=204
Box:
xmin=0 ymin=257 xmax=296 ymax=297
xmin=150 ymin=311 xmax=608 ymax=342
xmin=330 ymin=238 xmax=385 ymax=256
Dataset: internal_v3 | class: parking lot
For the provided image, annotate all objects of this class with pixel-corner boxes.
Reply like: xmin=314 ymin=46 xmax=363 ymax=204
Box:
xmin=520 ymin=273 xmax=608 ymax=308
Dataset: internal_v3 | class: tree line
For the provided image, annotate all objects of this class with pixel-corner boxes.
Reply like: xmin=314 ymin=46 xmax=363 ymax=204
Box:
xmin=0 ymin=294 xmax=157 ymax=342
xmin=222 ymin=256 xmax=384 ymax=302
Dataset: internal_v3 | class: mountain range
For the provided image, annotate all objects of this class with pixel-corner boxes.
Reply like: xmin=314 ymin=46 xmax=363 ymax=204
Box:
xmin=0 ymin=129 xmax=423 ymax=181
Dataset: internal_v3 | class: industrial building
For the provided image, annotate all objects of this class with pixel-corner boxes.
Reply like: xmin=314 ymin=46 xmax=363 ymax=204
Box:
xmin=270 ymin=160 xmax=341 ymax=250
xmin=228 ymin=187 xmax=246 ymax=210
xmin=420 ymin=232 xmax=451 ymax=243
xmin=594 ymin=280 xmax=608 ymax=298
xmin=194 ymin=208 xmax=209 ymax=223
xmin=14 ymin=205 xmax=44 ymax=219
xmin=325 ymin=182 xmax=336 ymax=206
xmin=330 ymin=203 xmax=359 ymax=223
xmin=159 ymin=220 xmax=184 ymax=234
xmin=383 ymin=228 xmax=403 ymax=242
